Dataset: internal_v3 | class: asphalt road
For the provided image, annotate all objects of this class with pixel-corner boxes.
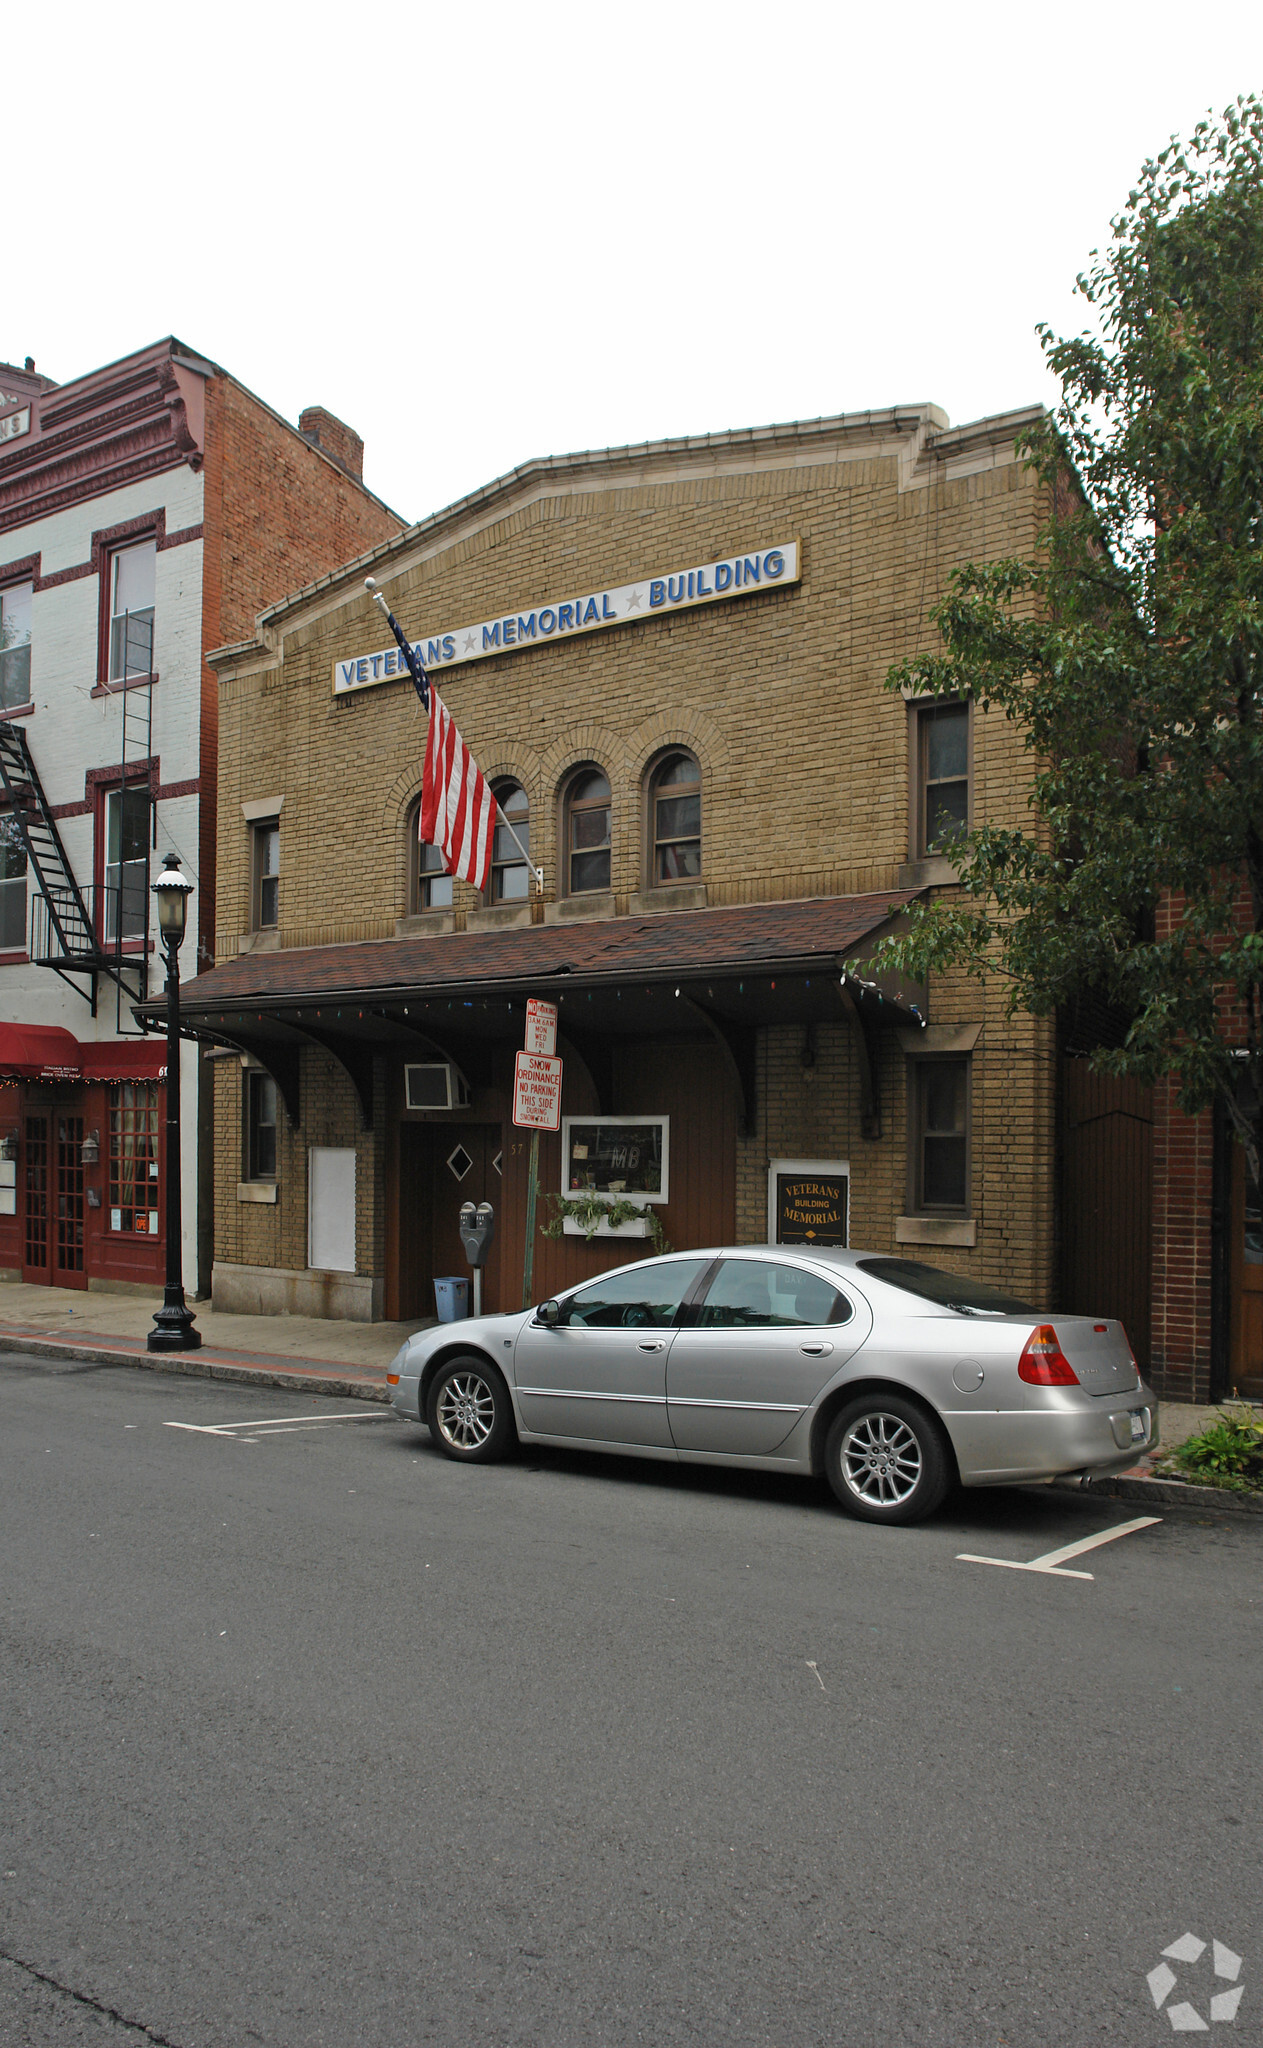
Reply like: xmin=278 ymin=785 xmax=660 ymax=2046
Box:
xmin=2 ymin=1354 xmax=1259 ymax=2048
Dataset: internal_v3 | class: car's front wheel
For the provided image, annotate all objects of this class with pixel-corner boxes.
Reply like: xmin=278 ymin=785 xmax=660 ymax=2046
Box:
xmin=426 ymin=1357 xmax=517 ymax=1463
xmin=824 ymin=1393 xmax=950 ymax=1524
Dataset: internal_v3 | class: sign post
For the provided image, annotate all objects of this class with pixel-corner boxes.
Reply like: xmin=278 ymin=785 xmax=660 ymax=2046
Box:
xmin=514 ymin=1002 xmax=560 ymax=1309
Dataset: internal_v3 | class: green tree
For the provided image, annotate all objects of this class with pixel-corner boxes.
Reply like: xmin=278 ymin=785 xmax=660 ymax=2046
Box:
xmin=863 ymin=96 xmax=1263 ymax=1181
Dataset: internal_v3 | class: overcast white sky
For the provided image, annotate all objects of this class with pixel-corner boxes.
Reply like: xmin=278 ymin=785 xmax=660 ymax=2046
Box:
xmin=13 ymin=2 xmax=1262 ymax=524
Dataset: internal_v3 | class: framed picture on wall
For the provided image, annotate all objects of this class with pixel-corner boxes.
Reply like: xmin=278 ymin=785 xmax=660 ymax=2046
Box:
xmin=561 ymin=1116 xmax=669 ymax=1204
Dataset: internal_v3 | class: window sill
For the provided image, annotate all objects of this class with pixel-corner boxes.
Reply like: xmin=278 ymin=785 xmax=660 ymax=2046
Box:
xmin=898 ymin=856 xmax=961 ymax=888
xmin=238 ymin=1181 xmax=279 ymax=1204
xmin=627 ymin=882 xmax=707 ymax=915
xmin=0 ymin=701 xmax=34 ymax=722
xmin=895 ymin=1215 xmax=976 ymax=1247
xmin=91 ymin=672 xmax=158 ymax=698
xmin=238 ymin=927 xmax=281 ymax=954
xmin=395 ymin=910 xmax=457 ymax=937
xmin=545 ymin=891 xmax=616 ymax=924
xmin=466 ymin=902 xmax=535 ymax=931
xmin=0 ymin=950 xmax=28 ymax=966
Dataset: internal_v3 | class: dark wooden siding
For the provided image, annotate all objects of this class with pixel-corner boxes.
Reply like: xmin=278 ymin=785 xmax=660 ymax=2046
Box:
xmin=1058 ymin=1061 xmax=1154 ymax=1369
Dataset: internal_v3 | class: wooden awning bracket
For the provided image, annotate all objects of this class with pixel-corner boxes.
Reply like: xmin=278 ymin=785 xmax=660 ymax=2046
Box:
xmin=836 ymin=980 xmax=882 ymax=1140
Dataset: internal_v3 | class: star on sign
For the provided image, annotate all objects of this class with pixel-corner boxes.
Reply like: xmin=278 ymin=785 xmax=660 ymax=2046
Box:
xmin=625 ymin=589 xmax=643 ymax=611
xmin=463 ymin=632 xmax=478 ymax=653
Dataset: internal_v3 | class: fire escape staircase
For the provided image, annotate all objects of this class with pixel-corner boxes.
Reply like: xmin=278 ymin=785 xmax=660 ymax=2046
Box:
xmin=0 ymin=721 xmax=147 ymax=1019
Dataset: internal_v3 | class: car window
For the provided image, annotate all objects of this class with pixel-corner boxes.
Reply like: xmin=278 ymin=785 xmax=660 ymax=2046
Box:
xmin=696 ymin=1259 xmax=848 ymax=1330
xmin=855 ymin=1257 xmax=1034 ymax=1316
xmin=557 ymin=1259 xmax=710 ymax=1329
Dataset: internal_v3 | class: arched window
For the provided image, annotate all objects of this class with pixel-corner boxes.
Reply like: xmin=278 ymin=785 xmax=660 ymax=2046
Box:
xmin=648 ymin=751 xmax=701 ymax=882
xmin=409 ymin=801 xmax=452 ymax=912
xmin=565 ymin=768 xmax=611 ymax=894
xmin=489 ymin=780 xmax=531 ymax=902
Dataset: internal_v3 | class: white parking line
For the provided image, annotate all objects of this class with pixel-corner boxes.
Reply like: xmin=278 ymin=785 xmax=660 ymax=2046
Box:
xmin=957 ymin=1515 xmax=1162 ymax=1581
xmin=163 ymin=1412 xmax=387 ymax=1439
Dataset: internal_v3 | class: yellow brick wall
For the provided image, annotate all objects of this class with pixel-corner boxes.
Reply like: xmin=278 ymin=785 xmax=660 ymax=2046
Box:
xmin=212 ymin=433 xmax=1057 ymax=1303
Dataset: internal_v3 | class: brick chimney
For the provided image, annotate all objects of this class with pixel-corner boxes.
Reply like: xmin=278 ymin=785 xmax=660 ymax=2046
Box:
xmin=298 ymin=406 xmax=364 ymax=481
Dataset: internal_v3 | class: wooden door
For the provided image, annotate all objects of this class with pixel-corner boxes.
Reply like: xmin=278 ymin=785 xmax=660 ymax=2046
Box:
xmin=53 ymin=1113 xmax=87 ymax=1289
xmin=1228 ymin=1148 xmax=1263 ymax=1400
xmin=397 ymin=1123 xmax=503 ymax=1321
xmin=22 ymin=1113 xmax=51 ymax=1283
xmin=1059 ymin=1063 xmax=1153 ymax=1369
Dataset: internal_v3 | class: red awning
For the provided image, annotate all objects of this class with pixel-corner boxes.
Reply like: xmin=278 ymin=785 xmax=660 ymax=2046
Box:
xmin=0 ymin=1025 xmax=166 ymax=1084
xmin=79 ymin=1040 xmax=167 ymax=1083
xmin=0 ymin=1023 xmax=83 ymax=1080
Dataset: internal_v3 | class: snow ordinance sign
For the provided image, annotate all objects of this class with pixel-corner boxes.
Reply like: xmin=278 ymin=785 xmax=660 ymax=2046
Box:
xmin=513 ymin=1051 xmax=563 ymax=1131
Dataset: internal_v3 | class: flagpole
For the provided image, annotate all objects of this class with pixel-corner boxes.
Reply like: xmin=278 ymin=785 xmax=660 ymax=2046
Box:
xmin=366 ymin=578 xmax=543 ymax=893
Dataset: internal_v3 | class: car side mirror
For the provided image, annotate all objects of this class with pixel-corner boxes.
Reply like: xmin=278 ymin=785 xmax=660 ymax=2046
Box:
xmin=536 ymin=1299 xmax=561 ymax=1326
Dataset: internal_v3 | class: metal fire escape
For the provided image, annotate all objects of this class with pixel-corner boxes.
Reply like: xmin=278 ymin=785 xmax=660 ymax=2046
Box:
xmin=0 ymin=610 xmax=154 ymax=1026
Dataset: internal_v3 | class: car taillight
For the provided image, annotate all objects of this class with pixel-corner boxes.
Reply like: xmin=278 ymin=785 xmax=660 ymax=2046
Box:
xmin=1018 ymin=1324 xmax=1080 ymax=1386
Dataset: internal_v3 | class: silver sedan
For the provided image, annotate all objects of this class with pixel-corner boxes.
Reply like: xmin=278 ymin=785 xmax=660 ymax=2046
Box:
xmin=386 ymin=1247 xmax=1158 ymax=1524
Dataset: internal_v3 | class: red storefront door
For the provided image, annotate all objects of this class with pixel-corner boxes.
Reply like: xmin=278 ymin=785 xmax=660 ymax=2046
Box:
xmin=22 ymin=1110 xmax=87 ymax=1289
xmin=22 ymin=1114 xmax=50 ymax=1283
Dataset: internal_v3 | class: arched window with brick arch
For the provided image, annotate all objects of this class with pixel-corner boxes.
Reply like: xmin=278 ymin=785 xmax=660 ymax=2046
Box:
xmin=646 ymin=749 xmax=701 ymax=884
xmin=563 ymin=766 xmax=611 ymax=895
xmin=487 ymin=779 xmax=531 ymax=903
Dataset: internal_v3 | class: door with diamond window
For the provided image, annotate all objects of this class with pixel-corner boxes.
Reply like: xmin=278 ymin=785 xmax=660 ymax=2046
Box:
xmin=397 ymin=1123 xmax=503 ymax=1320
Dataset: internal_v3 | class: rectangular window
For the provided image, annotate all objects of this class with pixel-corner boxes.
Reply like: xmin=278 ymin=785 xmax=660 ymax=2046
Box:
xmin=0 ymin=580 xmax=33 ymax=709
xmin=245 ymin=1070 xmax=278 ymax=1180
xmin=910 ymin=1057 xmax=970 ymax=1213
xmin=252 ymin=820 xmax=280 ymax=928
xmin=108 ymin=1084 xmax=160 ymax=1234
xmin=560 ymin=1115 xmax=670 ymax=1203
xmin=104 ymin=786 xmax=150 ymax=940
xmin=916 ymin=702 xmax=969 ymax=856
xmin=108 ymin=540 xmax=156 ymax=681
xmin=0 ymin=811 xmax=26 ymax=950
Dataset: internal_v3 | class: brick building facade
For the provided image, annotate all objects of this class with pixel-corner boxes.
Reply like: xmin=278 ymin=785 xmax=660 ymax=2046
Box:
xmin=168 ymin=402 xmax=1086 ymax=1339
xmin=0 ymin=340 xmax=402 ymax=1297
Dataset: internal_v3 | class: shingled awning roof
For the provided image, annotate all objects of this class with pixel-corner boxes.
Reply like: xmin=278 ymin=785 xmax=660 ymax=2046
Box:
xmin=139 ymin=893 xmax=926 ymax=1138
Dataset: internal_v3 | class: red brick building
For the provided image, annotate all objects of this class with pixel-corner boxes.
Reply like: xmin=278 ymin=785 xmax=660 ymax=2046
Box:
xmin=0 ymin=340 xmax=403 ymax=1297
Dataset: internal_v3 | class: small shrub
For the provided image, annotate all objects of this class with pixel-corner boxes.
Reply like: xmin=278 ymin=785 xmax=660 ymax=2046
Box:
xmin=1167 ymin=1409 xmax=1263 ymax=1491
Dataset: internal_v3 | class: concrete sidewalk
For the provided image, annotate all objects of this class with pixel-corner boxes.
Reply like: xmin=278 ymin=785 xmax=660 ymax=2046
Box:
xmin=0 ymin=1280 xmax=440 ymax=1403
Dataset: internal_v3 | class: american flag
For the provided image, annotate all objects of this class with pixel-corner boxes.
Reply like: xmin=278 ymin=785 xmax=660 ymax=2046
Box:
xmin=365 ymin=577 xmax=496 ymax=892
xmin=420 ymin=688 xmax=497 ymax=894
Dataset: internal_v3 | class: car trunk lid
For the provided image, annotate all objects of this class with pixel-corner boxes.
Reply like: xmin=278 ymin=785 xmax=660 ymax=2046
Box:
xmin=1045 ymin=1317 xmax=1139 ymax=1396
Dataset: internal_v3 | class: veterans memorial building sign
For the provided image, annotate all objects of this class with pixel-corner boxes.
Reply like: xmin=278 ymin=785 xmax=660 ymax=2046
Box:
xmin=332 ymin=542 xmax=800 ymax=696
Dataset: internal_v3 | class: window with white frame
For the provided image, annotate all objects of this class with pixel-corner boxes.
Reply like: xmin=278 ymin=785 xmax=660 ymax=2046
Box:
xmin=108 ymin=540 xmax=156 ymax=681
xmin=0 ymin=579 xmax=32 ymax=710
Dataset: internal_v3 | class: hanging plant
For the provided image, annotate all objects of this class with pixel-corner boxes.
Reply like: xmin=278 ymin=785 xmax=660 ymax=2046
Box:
xmin=541 ymin=1193 xmax=673 ymax=1255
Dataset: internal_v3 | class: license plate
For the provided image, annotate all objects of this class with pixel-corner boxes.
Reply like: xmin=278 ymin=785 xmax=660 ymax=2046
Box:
xmin=1129 ymin=1410 xmax=1147 ymax=1443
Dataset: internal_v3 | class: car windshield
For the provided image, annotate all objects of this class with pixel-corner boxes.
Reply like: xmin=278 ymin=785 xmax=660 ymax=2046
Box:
xmin=856 ymin=1257 xmax=1034 ymax=1316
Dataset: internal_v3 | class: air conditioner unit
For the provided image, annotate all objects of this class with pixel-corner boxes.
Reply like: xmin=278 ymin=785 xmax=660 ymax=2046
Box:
xmin=404 ymin=1062 xmax=470 ymax=1111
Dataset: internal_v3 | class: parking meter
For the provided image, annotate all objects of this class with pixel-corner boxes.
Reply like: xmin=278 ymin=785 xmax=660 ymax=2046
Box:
xmin=459 ymin=1201 xmax=496 ymax=1317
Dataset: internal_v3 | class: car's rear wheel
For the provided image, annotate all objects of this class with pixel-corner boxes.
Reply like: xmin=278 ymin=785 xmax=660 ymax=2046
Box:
xmin=824 ymin=1393 xmax=949 ymax=1524
xmin=426 ymin=1357 xmax=517 ymax=1463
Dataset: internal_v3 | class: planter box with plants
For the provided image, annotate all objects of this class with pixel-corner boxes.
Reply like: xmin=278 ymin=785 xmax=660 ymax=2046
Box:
xmin=542 ymin=1194 xmax=671 ymax=1255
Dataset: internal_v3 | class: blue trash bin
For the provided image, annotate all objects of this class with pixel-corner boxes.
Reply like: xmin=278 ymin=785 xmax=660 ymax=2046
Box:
xmin=434 ymin=1276 xmax=469 ymax=1322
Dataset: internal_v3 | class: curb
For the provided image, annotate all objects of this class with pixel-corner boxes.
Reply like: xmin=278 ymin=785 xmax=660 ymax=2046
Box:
xmin=1053 ymin=1471 xmax=1263 ymax=1516
xmin=0 ymin=1329 xmax=390 ymax=1405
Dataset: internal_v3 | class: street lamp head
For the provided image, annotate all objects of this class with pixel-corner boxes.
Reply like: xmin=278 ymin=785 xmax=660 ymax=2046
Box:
xmin=153 ymin=852 xmax=194 ymax=944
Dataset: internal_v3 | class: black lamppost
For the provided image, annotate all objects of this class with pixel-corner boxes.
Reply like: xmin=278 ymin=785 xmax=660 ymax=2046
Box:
xmin=147 ymin=853 xmax=200 ymax=1353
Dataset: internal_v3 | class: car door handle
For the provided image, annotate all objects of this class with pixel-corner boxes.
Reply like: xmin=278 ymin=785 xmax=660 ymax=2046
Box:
xmin=799 ymin=1342 xmax=833 ymax=1356
xmin=637 ymin=1340 xmax=666 ymax=1351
